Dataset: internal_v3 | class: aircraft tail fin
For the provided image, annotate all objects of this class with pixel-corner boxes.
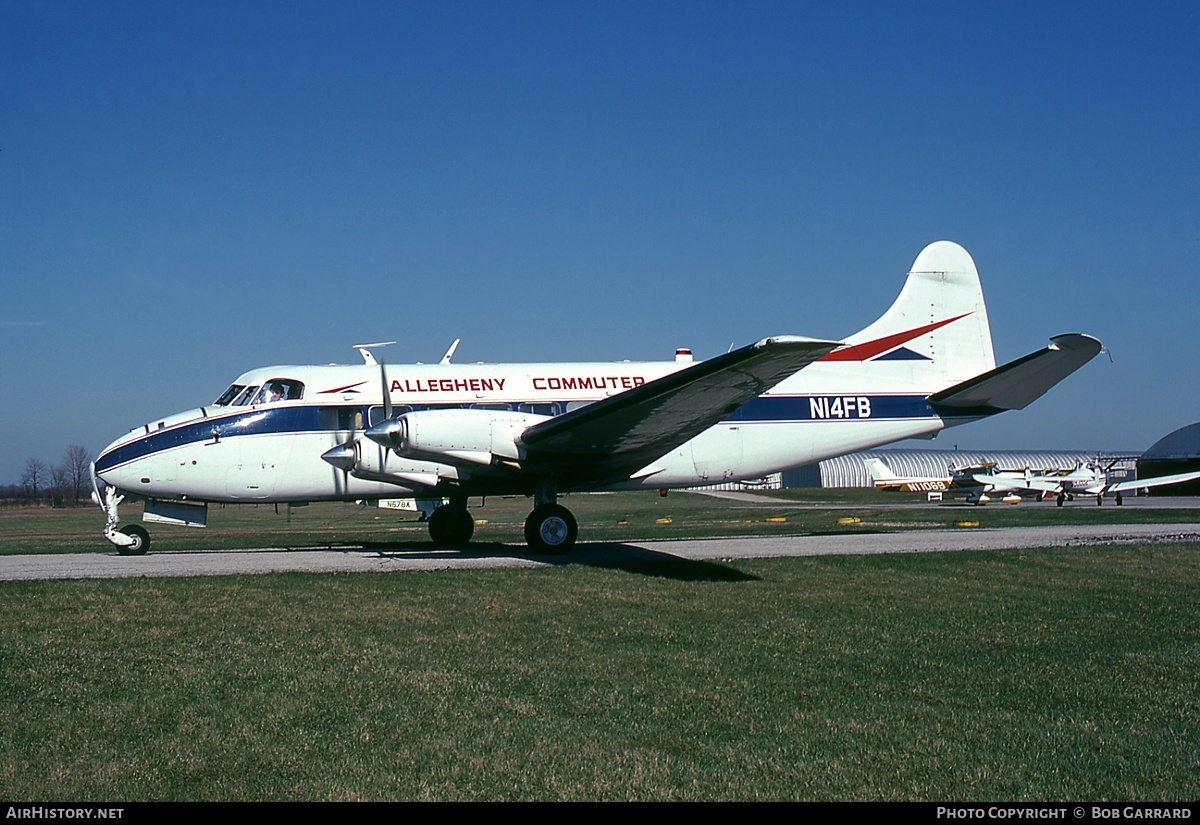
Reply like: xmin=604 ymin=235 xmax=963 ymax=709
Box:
xmin=864 ymin=458 xmax=899 ymax=484
xmin=827 ymin=241 xmax=996 ymax=391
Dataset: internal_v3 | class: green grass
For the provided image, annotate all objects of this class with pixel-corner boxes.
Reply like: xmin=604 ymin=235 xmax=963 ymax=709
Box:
xmin=1 ymin=543 xmax=1197 ymax=800
xmin=3 ymin=489 xmax=1198 ymax=555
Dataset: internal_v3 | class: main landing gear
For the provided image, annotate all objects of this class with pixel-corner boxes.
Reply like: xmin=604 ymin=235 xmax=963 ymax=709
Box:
xmin=427 ymin=485 xmax=579 ymax=554
xmin=427 ymin=500 xmax=475 ymax=546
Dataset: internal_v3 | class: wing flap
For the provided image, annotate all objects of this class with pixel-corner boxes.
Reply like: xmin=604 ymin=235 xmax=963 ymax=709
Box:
xmin=520 ymin=336 xmax=839 ymax=479
xmin=929 ymin=333 xmax=1102 ymax=413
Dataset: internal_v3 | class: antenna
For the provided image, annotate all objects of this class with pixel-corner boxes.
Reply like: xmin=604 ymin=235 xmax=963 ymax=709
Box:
xmin=353 ymin=341 xmax=396 ymax=366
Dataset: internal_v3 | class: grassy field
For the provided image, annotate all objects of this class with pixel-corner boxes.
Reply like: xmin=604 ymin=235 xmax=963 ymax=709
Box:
xmin=1 ymin=493 xmax=1197 ymax=800
xmin=3 ymin=488 xmax=1200 ymax=555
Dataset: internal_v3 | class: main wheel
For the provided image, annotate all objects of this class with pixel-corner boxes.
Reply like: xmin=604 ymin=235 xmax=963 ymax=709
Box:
xmin=428 ymin=504 xmax=474 ymax=546
xmin=118 ymin=524 xmax=150 ymax=556
xmin=524 ymin=504 xmax=578 ymax=554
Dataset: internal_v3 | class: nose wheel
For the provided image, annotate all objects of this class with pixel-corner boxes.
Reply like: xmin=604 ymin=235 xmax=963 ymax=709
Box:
xmin=117 ymin=525 xmax=150 ymax=556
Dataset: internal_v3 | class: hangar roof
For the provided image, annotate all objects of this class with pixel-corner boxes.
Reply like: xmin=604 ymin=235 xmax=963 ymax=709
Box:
xmin=1142 ymin=422 xmax=1200 ymax=460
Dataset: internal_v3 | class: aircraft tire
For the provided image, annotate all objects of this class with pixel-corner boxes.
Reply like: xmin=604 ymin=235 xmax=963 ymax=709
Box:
xmin=524 ymin=504 xmax=578 ymax=554
xmin=428 ymin=505 xmax=474 ymax=546
xmin=118 ymin=525 xmax=150 ymax=556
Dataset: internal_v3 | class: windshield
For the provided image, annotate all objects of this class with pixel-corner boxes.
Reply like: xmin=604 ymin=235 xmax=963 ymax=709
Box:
xmin=232 ymin=386 xmax=259 ymax=406
xmin=213 ymin=384 xmax=246 ymax=406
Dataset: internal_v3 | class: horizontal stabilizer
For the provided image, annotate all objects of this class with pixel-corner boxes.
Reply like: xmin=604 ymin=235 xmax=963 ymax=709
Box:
xmin=928 ymin=334 xmax=1102 ymax=413
xmin=521 ymin=336 xmax=840 ymax=478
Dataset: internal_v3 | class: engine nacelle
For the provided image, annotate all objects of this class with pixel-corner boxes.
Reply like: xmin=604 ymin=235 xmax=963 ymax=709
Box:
xmin=365 ymin=408 xmax=550 ymax=466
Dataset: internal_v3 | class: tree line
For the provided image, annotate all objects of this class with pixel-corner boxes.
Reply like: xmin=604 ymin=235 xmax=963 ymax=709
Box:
xmin=3 ymin=445 xmax=93 ymax=507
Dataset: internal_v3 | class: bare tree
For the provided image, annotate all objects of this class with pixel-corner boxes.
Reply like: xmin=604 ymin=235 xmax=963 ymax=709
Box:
xmin=49 ymin=464 xmax=70 ymax=508
xmin=20 ymin=458 xmax=47 ymax=503
xmin=63 ymin=444 xmax=91 ymax=504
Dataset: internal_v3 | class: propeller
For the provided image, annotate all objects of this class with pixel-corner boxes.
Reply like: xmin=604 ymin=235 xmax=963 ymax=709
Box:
xmin=380 ymin=357 xmax=392 ymax=421
xmin=320 ymin=408 xmax=360 ymax=494
xmin=321 ymin=356 xmax=396 ymax=489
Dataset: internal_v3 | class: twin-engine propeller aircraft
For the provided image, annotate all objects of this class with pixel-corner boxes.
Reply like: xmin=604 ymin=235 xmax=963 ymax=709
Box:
xmin=973 ymin=460 xmax=1200 ymax=506
xmin=92 ymin=241 xmax=1102 ymax=555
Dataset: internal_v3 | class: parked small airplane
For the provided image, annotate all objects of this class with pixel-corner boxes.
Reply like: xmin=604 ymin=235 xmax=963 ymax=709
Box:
xmin=864 ymin=458 xmax=953 ymax=492
xmin=865 ymin=457 xmax=1029 ymax=504
xmin=974 ymin=461 xmax=1200 ymax=506
xmin=93 ymin=241 xmax=1101 ymax=554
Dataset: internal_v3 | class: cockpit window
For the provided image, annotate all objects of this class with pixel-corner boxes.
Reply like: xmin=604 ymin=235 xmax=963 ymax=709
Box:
xmin=213 ymin=385 xmax=246 ymax=406
xmin=233 ymin=386 xmax=260 ymax=406
xmin=250 ymin=379 xmax=304 ymax=405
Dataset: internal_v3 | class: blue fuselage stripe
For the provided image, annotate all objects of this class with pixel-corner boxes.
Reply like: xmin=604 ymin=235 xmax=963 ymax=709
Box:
xmin=96 ymin=395 xmax=941 ymax=472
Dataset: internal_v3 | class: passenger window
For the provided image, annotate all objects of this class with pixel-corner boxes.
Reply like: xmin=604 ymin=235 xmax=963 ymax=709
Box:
xmin=317 ymin=407 xmax=363 ymax=430
xmin=368 ymin=405 xmax=411 ymax=426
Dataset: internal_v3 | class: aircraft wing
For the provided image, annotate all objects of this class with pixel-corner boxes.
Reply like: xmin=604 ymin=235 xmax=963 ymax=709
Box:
xmin=929 ymin=334 xmax=1102 ymax=413
xmin=1107 ymin=470 xmax=1200 ymax=494
xmin=974 ymin=474 xmax=1062 ymax=494
xmin=972 ymin=474 xmax=1014 ymax=490
xmin=519 ymin=336 xmax=840 ymax=482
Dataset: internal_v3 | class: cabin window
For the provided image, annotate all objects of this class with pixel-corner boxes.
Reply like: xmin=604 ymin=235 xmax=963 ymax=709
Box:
xmin=317 ymin=407 xmax=364 ymax=431
xmin=250 ymin=380 xmax=305 ymax=405
xmin=213 ymin=385 xmax=246 ymax=406
xmin=368 ymin=405 xmax=411 ymax=427
xmin=519 ymin=402 xmax=559 ymax=416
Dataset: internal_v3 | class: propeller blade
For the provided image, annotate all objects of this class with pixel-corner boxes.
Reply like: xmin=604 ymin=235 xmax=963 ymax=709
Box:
xmin=380 ymin=359 xmax=392 ymax=420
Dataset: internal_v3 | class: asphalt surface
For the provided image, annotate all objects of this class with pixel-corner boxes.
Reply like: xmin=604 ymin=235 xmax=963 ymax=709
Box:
xmin=3 ymin=522 xmax=1199 ymax=582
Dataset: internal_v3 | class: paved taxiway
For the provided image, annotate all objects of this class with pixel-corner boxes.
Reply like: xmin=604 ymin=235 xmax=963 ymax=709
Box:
xmin=3 ymin=522 xmax=1199 ymax=582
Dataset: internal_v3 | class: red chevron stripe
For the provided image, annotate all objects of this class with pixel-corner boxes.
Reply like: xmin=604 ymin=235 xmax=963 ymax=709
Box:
xmin=819 ymin=313 xmax=971 ymax=362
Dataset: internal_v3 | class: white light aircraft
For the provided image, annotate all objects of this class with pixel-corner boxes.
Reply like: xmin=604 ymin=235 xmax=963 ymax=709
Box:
xmin=93 ymin=241 xmax=1102 ymax=554
xmin=865 ymin=457 xmax=1030 ymax=504
xmin=974 ymin=461 xmax=1200 ymax=506
xmin=864 ymin=458 xmax=953 ymax=493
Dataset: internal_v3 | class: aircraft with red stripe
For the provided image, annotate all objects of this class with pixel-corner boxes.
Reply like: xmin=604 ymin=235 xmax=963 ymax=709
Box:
xmin=93 ymin=241 xmax=1101 ymax=555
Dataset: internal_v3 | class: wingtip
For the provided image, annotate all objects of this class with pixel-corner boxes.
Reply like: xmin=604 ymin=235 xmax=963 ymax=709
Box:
xmin=1048 ymin=333 xmax=1103 ymax=357
xmin=755 ymin=335 xmax=843 ymax=350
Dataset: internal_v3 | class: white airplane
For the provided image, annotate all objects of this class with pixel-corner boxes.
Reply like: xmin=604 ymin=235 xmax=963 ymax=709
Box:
xmin=92 ymin=241 xmax=1102 ymax=555
xmin=864 ymin=458 xmax=953 ymax=492
xmin=974 ymin=461 xmax=1200 ymax=506
xmin=865 ymin=457 xmax=1030 ymax=503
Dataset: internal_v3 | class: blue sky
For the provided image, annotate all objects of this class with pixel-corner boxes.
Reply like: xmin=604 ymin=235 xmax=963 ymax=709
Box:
xmin=2 ymin=0 xmax=1198 ymax=484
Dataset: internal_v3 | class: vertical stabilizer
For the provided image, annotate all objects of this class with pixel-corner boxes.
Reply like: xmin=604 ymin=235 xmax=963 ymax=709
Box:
xmin=864 ymin=458 xmax=899 ymax=484
xmin=836 ymin=241 xmax=996 ymax=390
